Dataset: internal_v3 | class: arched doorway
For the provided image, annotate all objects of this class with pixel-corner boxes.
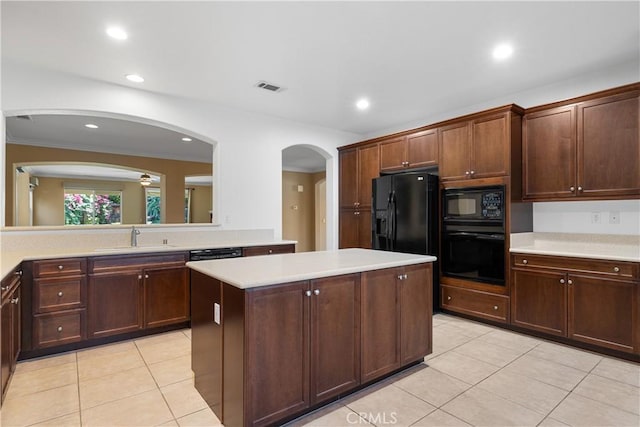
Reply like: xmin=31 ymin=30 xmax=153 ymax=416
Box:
xmin=281 ymin=145 xmax=329 ymax=252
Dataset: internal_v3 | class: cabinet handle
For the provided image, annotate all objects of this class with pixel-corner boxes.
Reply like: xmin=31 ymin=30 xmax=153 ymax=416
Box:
xmin=493 ymin=305 xmax=498 ymax=310
xmin=58 ymin=265 xmax=64 ymax=270
xmin=305 ymin=290 xmax=312 ymax=297
xmin=470 ymin=170 xmax=475 ymax=176
xmin=11 ymin=297 xmax=19 ymax=304
xmin=567 ymin=279 xmax=573 ymax=285
xmin=447 ymin=296 xmax=452 ymax=301
xmin=313 ymin=289 xmax=320 ymax=295
xmin=577 ymin=186 xmax=583 ymax=192
xmin=397 ymin=274 xmax=403 ymax=280
xmin=560 ymin=279 xmax=565 ymax=284
xmin=268 ymin=249 xmax=273 ymax=254
xmin=0 ymin=286 xmax=6 ymax=292
xmin=613 ymin=266 xmax=620 ymax=273
xmin=522 ymin=259 xmax=528 ymax=264
xmin=15 ymin=270 xmax=23 ymax=276
xmin=145 ymin=274 xmax=149 ymax=279
xmin=465 ymin=171 xmax=470 ymax=176
xmin=57 ymin=326 xmax=63 ymax=332
xmin=138 ymin=274 xmax=143 ymax=280
xmin=403 ymin=274 xmax=408 ymax=280
xmin=354 ymin=211 xmax=360 ymax=216
xmin=57 ymin=291 xmax=63 ymax=297
xmin=570 ymin=186 xmax=575 ymax=192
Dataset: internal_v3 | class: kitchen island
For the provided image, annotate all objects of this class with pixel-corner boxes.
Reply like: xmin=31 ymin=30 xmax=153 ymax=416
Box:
xmin=188 ymin=248 xmax=436 ymax=427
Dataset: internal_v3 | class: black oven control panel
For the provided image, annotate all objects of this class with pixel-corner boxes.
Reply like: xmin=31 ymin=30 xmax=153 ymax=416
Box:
xmin=481 ymin=191 xmax=503 ymax=219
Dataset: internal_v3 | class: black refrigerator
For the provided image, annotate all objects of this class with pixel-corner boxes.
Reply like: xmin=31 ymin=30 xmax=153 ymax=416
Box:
xmin=372 ymin=171 xmax=439 ymax=309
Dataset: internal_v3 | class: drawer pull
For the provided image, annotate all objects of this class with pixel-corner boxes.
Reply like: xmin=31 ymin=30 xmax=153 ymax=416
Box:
xmin=493 ymin=305 xmax=498 ymax=310
xmin=268 ymin=249 xmax=273 ymax=254
xmin=15 ymin=270 xmax=23 ymax=276
xmin=58 ymin=291 xmax=64 ymax=297
xmin=11 ymin=297 xmax=19 ymax=304
xmin=58 ymin=265 xmax=64 ymax=270
xmin=447 ymin=296 xmax=452 ymax=301
xmin=522 ymin=259 xmax=528 ymax=264
xmin=560 ymin=279 xmax=565 ymax=284
xmin=57 ymin=326 xmax=63 ymax=332
xmin=1 ymin=286 xmax=7 ymax=292
xmin=613 ymin=266 xmax=620 ymax=273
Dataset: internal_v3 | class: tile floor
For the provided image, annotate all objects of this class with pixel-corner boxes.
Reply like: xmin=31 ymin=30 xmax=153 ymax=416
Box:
xmin=1 ymin=314 xmax=638 ymax=427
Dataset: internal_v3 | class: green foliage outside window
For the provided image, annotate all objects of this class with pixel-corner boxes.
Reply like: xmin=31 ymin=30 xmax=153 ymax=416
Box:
xmin=64 ymin=192 xmax=121 ymax=225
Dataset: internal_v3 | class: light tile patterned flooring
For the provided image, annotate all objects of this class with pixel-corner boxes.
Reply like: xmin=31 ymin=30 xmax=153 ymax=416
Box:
xmin=1 ymin=314 xmax=638 ymax=426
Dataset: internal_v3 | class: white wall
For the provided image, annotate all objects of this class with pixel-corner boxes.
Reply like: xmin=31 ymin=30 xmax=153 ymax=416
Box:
xmin=533 ymin=200 xmax=640 ymax=236
xmin=1 ymin=60 xmax=361 ymax=248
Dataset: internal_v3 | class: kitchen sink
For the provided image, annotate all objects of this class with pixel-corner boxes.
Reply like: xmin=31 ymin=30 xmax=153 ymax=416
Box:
xmin=94 ymin=245 xmax=177 ymax=252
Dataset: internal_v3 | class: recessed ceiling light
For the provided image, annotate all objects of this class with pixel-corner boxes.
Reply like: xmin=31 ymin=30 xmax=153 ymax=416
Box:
xmin=84 ymin=124 xmax=99 ymax=129
xmin=125 ymin=74 xmax=145 ymax=83
xmin=181 ymin=137 xmax=193 ymax=143
xmin=356 ymin=98 xmax=370 ymax=110
xmin=106 ymin=27 xmax=128 ymax=40
xmin=492 ymin=43 xmax=514 ymax=60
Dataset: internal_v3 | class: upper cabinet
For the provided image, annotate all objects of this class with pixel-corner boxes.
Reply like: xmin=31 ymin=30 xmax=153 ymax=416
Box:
xmin=524 ymin=86 xmax=639 ymax=201
xmin=339 ymin=143 xmax=379 ymax=209
xmin=439 ymin=107 xmax=522 ymax=181
xmin=379 ymin=129 xmax=438 ymax=172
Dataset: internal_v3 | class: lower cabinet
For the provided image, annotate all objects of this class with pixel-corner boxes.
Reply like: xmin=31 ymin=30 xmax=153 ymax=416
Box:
xmin=88 ymin=253 xmax=189 ymax=339
xmin=440 ymin=285 xmax=509 ymax=323
xmin=361 ymin=264 xmax=432 ymax=382
xmin=511 ymin=254 xmax=639 ymax=354
xmin=192 ymin=263 xmax=433 ymax=427
xmin=1 ymin=267 xmax=21 ymax=403
xmin=339 ymin=209 xmax=372 ymax=249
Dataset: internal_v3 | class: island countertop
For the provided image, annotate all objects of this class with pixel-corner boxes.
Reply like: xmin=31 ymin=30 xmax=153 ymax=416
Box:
xmin=187 ymin=248 xmax=436 ymax=289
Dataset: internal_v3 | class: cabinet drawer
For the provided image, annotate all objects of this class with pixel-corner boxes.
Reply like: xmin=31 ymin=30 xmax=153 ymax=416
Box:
xmin=242 ymin=244 xmax=295 ymax=257
xmin=34 ymin=277 xmax=85 ymax=313
xmin=33 ymin=258 xmax=86 ymax=278
xmin=89 ymin=253 xmax=186 ymax=273
xmin=441 ymin=285 xmax=509 ymax=323
xmin=34 ymin=310 xmax=85 ymax=348
xmin=512 ymin=254 xmax=638 ymax=279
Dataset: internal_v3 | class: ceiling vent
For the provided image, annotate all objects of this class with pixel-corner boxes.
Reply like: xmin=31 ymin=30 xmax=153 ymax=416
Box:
xmin=15 ymin=115 xmax=33 ymax=121
xmin=255 ymin=81 xmax=284 ymax=93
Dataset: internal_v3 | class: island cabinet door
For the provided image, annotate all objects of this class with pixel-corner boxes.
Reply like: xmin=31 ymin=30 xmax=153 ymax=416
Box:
xmin=360 ymin=268 xmax=401 ymax=383
xmin=245 ymin=281 xmax=310 ymax=427
xmin=399 ymin=264 xmax=432 ymax=364
xmin=310 ymin=274 xmax=360 ymax=405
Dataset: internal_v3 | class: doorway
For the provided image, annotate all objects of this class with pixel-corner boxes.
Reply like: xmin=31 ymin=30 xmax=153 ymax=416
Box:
xmin=282 ymin=146 xmax=327 ymax=252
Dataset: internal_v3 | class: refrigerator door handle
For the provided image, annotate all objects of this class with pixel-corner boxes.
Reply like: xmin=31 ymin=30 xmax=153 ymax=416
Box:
xmin=389 ymin=191 xmax=396 ymax=251
xmin=384 ymin=193 xmax=392 ymax=250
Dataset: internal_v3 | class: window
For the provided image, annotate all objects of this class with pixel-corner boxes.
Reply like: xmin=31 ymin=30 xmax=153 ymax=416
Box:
xmin=64 ymin=189 xmax=122 ymax=225
xmin=145 ymin=188 xmax=161 ymax=224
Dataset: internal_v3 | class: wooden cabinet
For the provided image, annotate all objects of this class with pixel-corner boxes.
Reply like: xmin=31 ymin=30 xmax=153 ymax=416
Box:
xmin=31 ymin=258 xmax=87 ymax=349
xmin=242 ymin=244 xmax=295 ymax=257
xmin=511 ymin=254 xmax=639 ymax=354
xmin=379 ymin=129 xmax=438 ymax=172
xmin=439 ymin=110 xmax=518 ymax=181
xmin=440 ymin=285 xmax=510 ymax=324
xmin=361 ymin=264 xmax=432 ymax=383
xmin=339 ymin=208 xmax=371 ymax=249
xmin=523 ymin=86 xmax=639 ymax=201
xmin=1 ymin=266 xmax=22 ymax=403
xmin=88 ymin=252 xmax=188 ymax=339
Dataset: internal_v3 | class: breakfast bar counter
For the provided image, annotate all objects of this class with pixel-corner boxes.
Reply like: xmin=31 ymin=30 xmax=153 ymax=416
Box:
xmin=188 ymin=248 xmax=436 ymax=427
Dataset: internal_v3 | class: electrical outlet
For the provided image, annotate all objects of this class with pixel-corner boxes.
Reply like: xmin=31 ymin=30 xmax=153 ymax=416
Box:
xmin=609 ymin=211 xmax=620 ymax=224
xmin=590 ymin=212 xmax=601 ymax=224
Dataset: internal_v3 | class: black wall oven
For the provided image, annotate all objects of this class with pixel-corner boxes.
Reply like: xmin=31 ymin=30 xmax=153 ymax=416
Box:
xmin=441 ymin=186 xmax=506 ymax=286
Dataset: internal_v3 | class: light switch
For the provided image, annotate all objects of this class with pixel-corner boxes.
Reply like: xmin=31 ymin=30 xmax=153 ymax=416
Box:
xmin=214 ymin=303 xmax=220 ymax=325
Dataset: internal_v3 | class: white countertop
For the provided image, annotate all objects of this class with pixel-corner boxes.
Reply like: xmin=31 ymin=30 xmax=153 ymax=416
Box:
xmin=0 ymin=240 xmax=296 ymax=279
xmin=510 ymin=232 xmax=640 ymax=262
xmin=187 ymin=248 xmax=436 ymax=289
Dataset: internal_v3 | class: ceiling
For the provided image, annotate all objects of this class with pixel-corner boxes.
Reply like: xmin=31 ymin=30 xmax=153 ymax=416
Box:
xmin=2 ymin=1 xmax=639 ymax=160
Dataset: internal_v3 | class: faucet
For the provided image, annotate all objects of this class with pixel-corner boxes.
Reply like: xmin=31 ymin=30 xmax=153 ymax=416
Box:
xmin=131 ymin=226 xmax=140 ymax=247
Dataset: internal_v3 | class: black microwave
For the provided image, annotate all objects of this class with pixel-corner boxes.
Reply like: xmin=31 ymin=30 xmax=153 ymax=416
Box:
xmin=443 ymin=186 xmax=505 ymax=223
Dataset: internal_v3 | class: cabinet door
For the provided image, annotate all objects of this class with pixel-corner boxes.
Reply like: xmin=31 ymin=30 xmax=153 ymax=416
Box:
xmin=511 ymin=269 xmax=567 ymax=337
xmin=10 ymin=287 xmax=20 ymax=370
xmin=1 ymin=297 xmax=11 ymax=400
xmin=379 ymin=137 xmax=407 ymax=172
xmin=339 ymin=149 xmax=358 ymax=208
xmin=399 ymin=264 xmax=432 ymax=364
xmin=407 ymin=129 xmax=438 ymax=168
xmin=88 ymin=272 xmax=142 ymax=338
xmin=358 ymin=208 xmax=372 ymax=249
xmin=246 ymin=282 xmax=310 ymax=426
xmin=144 ymin=266 xmax=189 ymax=328
xmin=577 ymin=91 xmax=640 ymax=198
xmin=472 ymin=114 xmax=509 ymax=178
xmin=339 ymin=210 xmax=360 ymax=249
xmin=361 ymin=268 xmax=400 ymax=383
xmin=310 ymin=274 xmax=360 ymax=404
xmin=439 ymin=122 xmax=471 ymax=180
xmin=523 ymin=106 xmax=576 ymax=199
xmin=357 ymin=144 xmax=379 ymax=208
xmin=568 ymin=274 xmax=638 ymax=353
